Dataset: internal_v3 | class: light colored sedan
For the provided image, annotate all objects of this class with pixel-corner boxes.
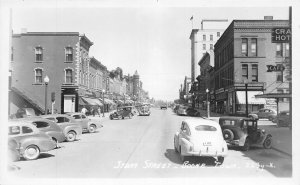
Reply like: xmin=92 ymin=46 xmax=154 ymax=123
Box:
xmin=66 ymin=112 xmax=102 ymax=133
xmin=8 ymin=121 xmax=56 ymax=160
xmin=41 ymin=114 xmax=82 ymax=142
xmin=174 ymin=119 xmax=228 ymax=164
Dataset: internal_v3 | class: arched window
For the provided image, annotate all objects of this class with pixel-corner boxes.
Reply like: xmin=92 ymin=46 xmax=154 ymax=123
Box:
xmin=34 ymin=68 xmax=43 ymax=83
xmin=35 ymin=47 xmax=43 ymax=62
xmin=65 ymin=47 xmax=73 ymax=62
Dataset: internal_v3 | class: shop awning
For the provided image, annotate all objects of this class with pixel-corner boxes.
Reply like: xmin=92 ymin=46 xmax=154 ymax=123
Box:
xmin=81 ymin=97 xmax=103 ymax=106
xmin=100 ymin=98 xmax=116 ymax=105
xmin=255 ymin=93 xmax=291 ymax=99
xmin=236 ymin=91 xmax=266 ymax=104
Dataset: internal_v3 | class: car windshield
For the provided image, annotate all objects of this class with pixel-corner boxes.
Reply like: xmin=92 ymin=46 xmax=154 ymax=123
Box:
xmin=195 ymin=125 xmax=217 ymax=131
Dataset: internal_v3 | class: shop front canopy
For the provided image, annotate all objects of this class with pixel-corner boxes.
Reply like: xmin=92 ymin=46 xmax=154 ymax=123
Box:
xmin=236 ymin=91 xmax=266 ymax=104
xmin=81 ymin=97 xmax=103 ymax=106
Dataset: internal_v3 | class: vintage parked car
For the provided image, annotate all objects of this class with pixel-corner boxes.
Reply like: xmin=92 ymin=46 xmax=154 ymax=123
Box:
xmin=18 ymin=117 xmax=65 ymax=146
xmin=174 ymin=119 xmax=228 ymax=164
xmin=186 ymin=108 xmax=201 ymax=117
xmin=110 ymin=106 xmax=134 ymax=120
xmin=274 ymin=110 xmax=291 ymax=127
xmin=8 ymin=120 xmax=56 ymax=160
xmin=176 ymin=105 xmax=188 ymax=116
xmin=249 ymin=108 xmax=277 ymax=121
xmin=160 ymin=105 xmax=167 ymax=110
xmin=66 ymin=112 xmax=101 ymax=133
xmin=219 ymin=116 xmax=272 ymax=151
xmin=41 ymin=114 xmax=82 ymax=142
xmin=8 ymin=138 xmax=21 ymax=162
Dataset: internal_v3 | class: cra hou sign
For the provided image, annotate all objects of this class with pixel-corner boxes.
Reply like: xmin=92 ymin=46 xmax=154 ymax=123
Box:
xmin=266 ymin=64 xmax=285 ymax=72
xmin=272 ymin=28 xmax=291 ymax=43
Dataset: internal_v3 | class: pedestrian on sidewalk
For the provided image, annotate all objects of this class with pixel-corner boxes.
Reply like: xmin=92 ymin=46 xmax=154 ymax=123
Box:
xmin=81 ymin=106 xmax=87 ymax=116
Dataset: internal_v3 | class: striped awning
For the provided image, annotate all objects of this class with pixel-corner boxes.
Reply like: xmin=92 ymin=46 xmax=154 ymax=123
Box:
xmin=236 ymin=91 xmax=266 ymax=104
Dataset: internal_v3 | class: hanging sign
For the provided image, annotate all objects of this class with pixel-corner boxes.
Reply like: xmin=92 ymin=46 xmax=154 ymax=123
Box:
xmin=272 ymin=28 xmax=291 ymax=43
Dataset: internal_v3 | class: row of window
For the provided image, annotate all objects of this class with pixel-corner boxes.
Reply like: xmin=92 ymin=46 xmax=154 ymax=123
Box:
xmin=202 ymin=32 xmax=221 ymax=41
xmin=34 ymin=68 xmax=73 ymax=84
xmin=215 ymin=42 xmax=234 ymax=70
xmin=241 ymin=38 xmax=257 ymax=57
xmin=241 ymin=39 xmax=290 ymax=57
xmin=34 ymin=46 xmax=74 ymax=62
xmin=241 ymin=64 xmax=258 ymax=82
xmin=79 ymin=71 xmax=106 ymax=89
xmin=202 ymin=44 xmax=214 ymax=50
xmin=214 ymin=64 xmax=234 ymax=89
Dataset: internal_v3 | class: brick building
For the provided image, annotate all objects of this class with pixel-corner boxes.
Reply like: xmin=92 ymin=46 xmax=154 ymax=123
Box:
xmin=213 ymin=18 xmax=290 ymax=115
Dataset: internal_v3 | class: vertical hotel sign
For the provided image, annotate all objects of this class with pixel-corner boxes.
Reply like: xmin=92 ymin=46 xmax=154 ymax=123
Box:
xmin=272 ymin=28 xmax=291 ymax=43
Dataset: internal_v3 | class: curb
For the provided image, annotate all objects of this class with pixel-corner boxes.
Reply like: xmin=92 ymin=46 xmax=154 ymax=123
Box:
xmin=271 ymin=147 xmax=292 ymax=157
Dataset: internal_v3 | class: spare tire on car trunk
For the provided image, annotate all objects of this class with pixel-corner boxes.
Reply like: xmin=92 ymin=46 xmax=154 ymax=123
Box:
xmin=223 ymin=129 xmax=234 ymax=140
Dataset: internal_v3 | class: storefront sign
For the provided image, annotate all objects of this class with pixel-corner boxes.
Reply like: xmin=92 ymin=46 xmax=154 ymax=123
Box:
xmin=266 ymin=64 xmax=285 ymax=72
xmin=272 ymin=28 xmax=291 ymax=43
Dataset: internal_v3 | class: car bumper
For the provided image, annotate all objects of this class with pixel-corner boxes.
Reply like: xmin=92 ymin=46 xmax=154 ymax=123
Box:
xmin=185 ymin=150 xmax=227 ymax=157
xmin=226 ymin=139 xmax=244 ymax=146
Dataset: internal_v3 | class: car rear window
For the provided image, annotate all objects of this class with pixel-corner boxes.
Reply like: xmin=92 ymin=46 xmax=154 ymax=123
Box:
xmin=9 ymin=126 xmax=20 ymax=135
xmin=195 ymin=125 xmax=217 ymax=131
xmin=220 ymin=120 xmax=238 ymax=126
xmin=33 ymin=121 xmax=50 ymax=128
xmin=73 ymin=115 xmax=81 ymax=119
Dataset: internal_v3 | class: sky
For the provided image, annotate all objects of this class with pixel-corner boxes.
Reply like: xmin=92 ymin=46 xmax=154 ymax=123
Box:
xmin=11 ymin=6 xmax=290 ymax=101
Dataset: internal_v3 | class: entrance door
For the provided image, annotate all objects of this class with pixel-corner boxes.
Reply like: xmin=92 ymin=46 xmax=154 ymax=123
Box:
xmin=64 ymin=95 xmax=75 ymax=113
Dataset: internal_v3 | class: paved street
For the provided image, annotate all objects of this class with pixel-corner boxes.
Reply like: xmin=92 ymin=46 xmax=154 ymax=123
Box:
xmin=9 ymin=108 xmax=292 ymax=178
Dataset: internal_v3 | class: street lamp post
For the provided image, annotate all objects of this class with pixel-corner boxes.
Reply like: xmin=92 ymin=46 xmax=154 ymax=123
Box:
xmin=44 ymin=75 xmax=49 ymax=115
xmin=102 ymin=89 xmax=105 ymax=117
xmin=123 ymin=93 xmax=126 ymax=105
xmin=206 ymin=88 xmax=210 ymax=118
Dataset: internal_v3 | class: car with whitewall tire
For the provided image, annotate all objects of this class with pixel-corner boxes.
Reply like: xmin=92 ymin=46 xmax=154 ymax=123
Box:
xmin=66 ymin=112 xmax=102 ymax=133
xmin=41 ymin=114 xmax=82 ymax=142
xmin=8 ymin=120 xmax=56 ymax=160
xmin=174 ymin=119 xmax=228 ymax=164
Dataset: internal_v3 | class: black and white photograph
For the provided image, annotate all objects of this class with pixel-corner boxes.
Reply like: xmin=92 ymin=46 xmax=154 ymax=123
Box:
xmin=0 ymin=0 xmax=299 ymax=185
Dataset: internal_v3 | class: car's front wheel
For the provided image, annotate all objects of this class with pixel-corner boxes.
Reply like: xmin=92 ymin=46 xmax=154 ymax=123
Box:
xmin=66 ymin=131 xmax=77 ymax=142
xmin=89 ymin=124 xmax=96 ymax=133
xmin=23 ymin=145 xmax=40 ymax=160
xmin=263 ymin=136 xmax=272 ymax=149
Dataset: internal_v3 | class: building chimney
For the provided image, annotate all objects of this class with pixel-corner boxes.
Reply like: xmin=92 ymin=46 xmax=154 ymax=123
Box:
xmin=264 ymin=16 xmax=273 ymax=20
xmin=21 ymin=28 xmax=27 ymax=33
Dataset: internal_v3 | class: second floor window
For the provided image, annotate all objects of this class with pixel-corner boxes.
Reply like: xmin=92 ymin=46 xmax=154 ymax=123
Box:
xmin=65 ymin=69 xmax=73 ymax=83
xmin=210 ymin=44 xmax=213 ymax=50
xmin=242 ymin=64 xmax=248 ymax=80
xmin=276 ymin=43 xmax=283 ymax=57
xmin=203 ymin=35 xmax=206 ymax=41
xmin=285 ymin=43 xmax=290 ymax=57
xmin=251 ymin=64 xmax=258 ymax=82
xmin=65 ymin=47 xmax=73 ymax=61
xmin=217 ymin=32 xmax=220 ymax=37
xmin=210 ymin=35 xmax=213 ymax=41
xmin=35 ymin=69 xmax=43 ymax=83
xmin=203 ymin=44 xmax=206 ymax=50
xmin=241 ymin=38 xmax=248 ymax=56
xmin=250 ymin=38 xmax=257 ymax=56
xmin=276 ymin=71 xmax=283 ymax=82
xmin=35 ymin=47 xmax=43 ymax=61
